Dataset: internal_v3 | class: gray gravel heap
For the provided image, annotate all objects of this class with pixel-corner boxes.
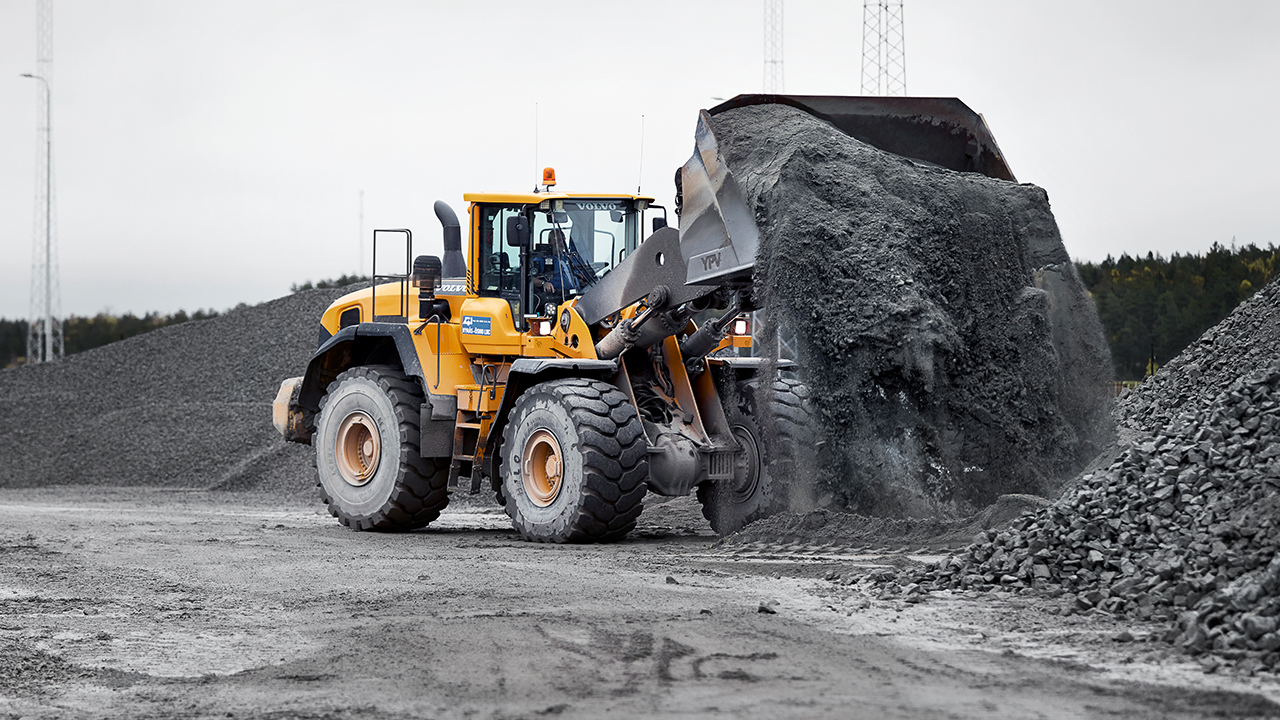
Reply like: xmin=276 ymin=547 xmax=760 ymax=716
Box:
xmin=896 ymin=278 xmax=1280 ymax=671
xmin=1117 ymin=278 xmax=1280 ymax=436
xmin=708 ymin=103 xmax=1113 ymax=517
xmin=0 ymin=286 xmax=353 ymax=495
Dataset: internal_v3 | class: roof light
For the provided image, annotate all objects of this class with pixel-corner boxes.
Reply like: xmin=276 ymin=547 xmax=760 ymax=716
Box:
xmin=542 ymin=167 xmax=557 ymax=187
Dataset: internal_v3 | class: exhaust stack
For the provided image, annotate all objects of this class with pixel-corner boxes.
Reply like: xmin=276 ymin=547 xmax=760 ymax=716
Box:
xmin=434 ymin=200 xmax=467 ymax=278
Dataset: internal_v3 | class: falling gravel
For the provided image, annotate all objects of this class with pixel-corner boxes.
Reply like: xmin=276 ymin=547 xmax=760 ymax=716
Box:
xmin=709 ymin=104 xmax=1114 ymax=516
xmin=0 ymin=286 xmax=354 ymax=495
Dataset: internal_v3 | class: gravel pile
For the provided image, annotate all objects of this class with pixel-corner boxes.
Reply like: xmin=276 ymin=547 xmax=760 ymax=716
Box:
xmin=709 ymin=103 xmax=1113 ymax=516
xmin=0 ymin=286 xmax=353 ymax=495
xmin=1116 ymin=279 xmax=1280 ymax=435
xmin=883 ymin=278 xmax=1280 ymax=671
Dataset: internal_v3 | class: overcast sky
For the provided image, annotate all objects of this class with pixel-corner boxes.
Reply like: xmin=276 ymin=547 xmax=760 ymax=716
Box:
xmin=2 ymin=1 xmax=1278 ymax=319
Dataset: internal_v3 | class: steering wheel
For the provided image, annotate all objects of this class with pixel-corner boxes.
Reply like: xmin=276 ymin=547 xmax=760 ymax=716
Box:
xmin=478 ymin=253 xmax=506 ymax=291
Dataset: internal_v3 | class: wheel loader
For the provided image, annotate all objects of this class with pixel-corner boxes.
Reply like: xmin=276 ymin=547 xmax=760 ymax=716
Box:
xmin=271 ymin=94 xmax=1015 ymax=541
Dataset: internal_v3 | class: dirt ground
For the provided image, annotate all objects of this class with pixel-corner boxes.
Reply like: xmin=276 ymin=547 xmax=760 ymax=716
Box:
xmin=3 ymin=488 xmax=1280 ymax=720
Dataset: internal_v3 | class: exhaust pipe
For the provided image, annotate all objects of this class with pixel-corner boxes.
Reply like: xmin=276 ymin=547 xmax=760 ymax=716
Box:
xmin=434 ymin=200 xmax=467 ymax=278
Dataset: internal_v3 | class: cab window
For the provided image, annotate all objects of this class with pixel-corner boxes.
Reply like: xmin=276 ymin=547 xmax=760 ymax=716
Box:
xmin=476 ymin=205 xmax=522 ymax=293
xmin=526 ymin=200 xmax=640 ymax=318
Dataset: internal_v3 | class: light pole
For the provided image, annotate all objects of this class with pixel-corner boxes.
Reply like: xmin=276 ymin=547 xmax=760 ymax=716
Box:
xmin=21 ymin=72 xmax=53 ymax=363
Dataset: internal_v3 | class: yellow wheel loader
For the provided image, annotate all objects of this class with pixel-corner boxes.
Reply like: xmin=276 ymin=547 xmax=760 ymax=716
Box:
xmin=272 ymin=95 xmax=1014 ymax=541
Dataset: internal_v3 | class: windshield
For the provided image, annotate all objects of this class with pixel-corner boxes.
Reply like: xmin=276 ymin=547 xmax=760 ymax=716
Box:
xmin=527 ymin=199 xmax=639 ymax=311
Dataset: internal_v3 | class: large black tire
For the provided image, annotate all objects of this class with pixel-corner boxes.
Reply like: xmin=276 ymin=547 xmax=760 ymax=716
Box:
xmin=500 ymin=378 xmax=648 ymax=543
xmin=697 ymin=376 xmax=812 ymax=535
xmin=314 ymin=365 xmax=449 ymax=531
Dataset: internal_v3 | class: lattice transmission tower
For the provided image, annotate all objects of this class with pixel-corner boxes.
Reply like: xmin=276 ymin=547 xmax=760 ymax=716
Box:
xmin=763 ymin=0 xmax=784 ymax=93
xmin=861 ymin=0 xmax=907 ymax=96
xmin=24 ymin=0 xmax=64 ymax=363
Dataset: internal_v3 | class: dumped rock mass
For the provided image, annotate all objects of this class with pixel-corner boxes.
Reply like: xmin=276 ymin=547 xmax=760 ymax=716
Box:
xmin=708 ymin=103 xmax=1114 ymax=516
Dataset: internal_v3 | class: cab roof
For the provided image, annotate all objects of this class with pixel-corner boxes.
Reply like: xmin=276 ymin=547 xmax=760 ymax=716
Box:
xmin=462 ymin=192 xmax=656 ymax=205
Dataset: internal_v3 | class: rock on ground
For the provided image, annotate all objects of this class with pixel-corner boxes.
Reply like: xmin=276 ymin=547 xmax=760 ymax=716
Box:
xmin=888 ymin=277 xmax=1280 ymax=672
xmin=709 ymin=104 xmax=1113 ymax=517
xmin=0 ymin=286 xmax=353 ymax=495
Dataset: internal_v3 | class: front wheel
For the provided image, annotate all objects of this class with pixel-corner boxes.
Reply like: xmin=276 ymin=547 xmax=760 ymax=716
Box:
xmin=500 ymin=378 xmax=648 ymax=543
xmin=314 ymin=365 xmax=449 ymax=531
xmin=697 ymin=376 xmax=812 ymax=535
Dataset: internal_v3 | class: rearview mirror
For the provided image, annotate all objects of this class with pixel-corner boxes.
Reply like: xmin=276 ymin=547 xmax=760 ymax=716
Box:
xmin=652 ymin=217 xmax=668 ymax=232
xmin=506 ymin=216 xmax=530 ymax=247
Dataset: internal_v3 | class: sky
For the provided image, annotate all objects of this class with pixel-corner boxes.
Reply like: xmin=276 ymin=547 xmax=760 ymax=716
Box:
xmin=1 ymin=0 xmax=1278 ymax=319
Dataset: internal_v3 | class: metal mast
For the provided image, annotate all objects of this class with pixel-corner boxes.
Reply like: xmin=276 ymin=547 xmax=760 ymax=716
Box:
xmin=861 ymin=0 xmax=907 ymax=96
xmin=763 ymin=0 xmax=784 ymax=93
xmin=24 ymin=0 xmax=64 ymax=364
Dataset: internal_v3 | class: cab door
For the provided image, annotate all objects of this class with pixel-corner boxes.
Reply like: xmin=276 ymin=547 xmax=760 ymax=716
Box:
xmin=463 ymin=203 xmax=525 ymax=354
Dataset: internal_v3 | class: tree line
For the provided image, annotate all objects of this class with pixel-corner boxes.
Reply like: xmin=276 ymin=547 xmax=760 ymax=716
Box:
xmin=1076 ymin=242 xmax=1276 ymax=381
xmin=0 ymin=276 xmax=367 ymax=369
xmin=2 ymin=256 xmax=1276 ymax=381
xmin=0 ymin=309 xmax=222 ymax=369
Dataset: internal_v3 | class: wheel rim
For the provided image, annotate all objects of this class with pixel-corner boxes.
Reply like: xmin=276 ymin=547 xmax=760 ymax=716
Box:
xmin=522 ymin=429 xmax=563 ymax=507
xmin=335 ymin=411 xmax=380 ymax=486
xmin=727 ymin=424 xmax=761 ymax=503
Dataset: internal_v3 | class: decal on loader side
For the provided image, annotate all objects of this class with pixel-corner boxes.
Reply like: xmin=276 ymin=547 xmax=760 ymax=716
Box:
xmin=462 ymin=315 xmax=492 ymax=336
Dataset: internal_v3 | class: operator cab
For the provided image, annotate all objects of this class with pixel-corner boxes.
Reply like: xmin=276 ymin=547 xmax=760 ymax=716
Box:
xmin=467 ymin=190 xmax=660 ymax=329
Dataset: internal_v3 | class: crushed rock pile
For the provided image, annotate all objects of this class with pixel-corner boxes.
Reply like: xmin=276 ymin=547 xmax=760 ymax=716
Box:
xmin=0 ymin=286 xmax=353 ymax=495
xmin=878 ymin=279 xmax=1280 ymax=672
xmin=1117 ymin=278 xmax=1280 ymax=436
xmin=709 ymin=104 xmax=1113 ymax=516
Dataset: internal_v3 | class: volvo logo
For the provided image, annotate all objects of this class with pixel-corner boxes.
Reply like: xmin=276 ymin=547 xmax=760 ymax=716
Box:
xmin=574 ymin=202 xmax=619 ymax=211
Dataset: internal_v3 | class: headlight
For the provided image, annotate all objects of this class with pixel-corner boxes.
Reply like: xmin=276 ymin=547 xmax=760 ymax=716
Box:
xmin=731 ymin=317 xmax=750 ymax=336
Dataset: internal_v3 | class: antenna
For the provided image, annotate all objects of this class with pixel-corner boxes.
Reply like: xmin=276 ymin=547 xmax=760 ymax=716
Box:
xmin=533 ymin=102 xmax=539 ymax=191
xmin=358 ymin=190 xmax=364 ymax=276
xmin=637 ymin=114 xmax=645 ymax=194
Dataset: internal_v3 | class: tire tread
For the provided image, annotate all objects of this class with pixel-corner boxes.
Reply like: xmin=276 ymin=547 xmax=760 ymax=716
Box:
xmin=315 ymin=365 xmax=449 ymax=531
xmin=502 ymin=378 xmax=647 ymax=543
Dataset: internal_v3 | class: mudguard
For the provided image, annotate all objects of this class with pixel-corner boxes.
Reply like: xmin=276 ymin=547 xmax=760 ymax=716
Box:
xmin=296 ymin=322 xmax=443 ymax=415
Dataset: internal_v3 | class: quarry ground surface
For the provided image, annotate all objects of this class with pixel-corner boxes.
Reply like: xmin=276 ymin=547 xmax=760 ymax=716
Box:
xmin=4 ymin=488 xmax=1280 ymax=720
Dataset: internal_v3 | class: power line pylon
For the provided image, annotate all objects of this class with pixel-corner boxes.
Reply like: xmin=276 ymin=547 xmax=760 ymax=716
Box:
xmin=25 ymin=0 xmax=64 ymax=364
xmin=763 ymin=0 xmax=784 ymax=93
xmin=861 ymin=0 xmax=907 ymax=96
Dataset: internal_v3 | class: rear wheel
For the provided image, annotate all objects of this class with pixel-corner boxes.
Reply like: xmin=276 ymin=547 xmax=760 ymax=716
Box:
xmin=501 ymin=378 xmax=648 ymax=543
xmin=314 ymin=365 xmax=449 ymax=530
xmin=698 ymin=376 xmax=811 ymax=535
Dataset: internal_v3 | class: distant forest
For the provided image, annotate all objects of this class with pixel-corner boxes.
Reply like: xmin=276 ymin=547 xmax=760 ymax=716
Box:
xmin=1077 ymin=242 xmax=1276 ymax=381
xmin=1 ymin=253 xmax=1276 ymax=380
xmin=0 ymin=276 xmax=368 ymax=369
xmin=1 ymin=309 xmax=224 ymax=369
